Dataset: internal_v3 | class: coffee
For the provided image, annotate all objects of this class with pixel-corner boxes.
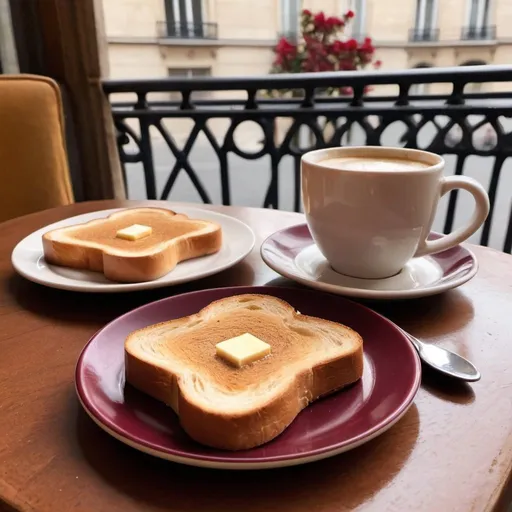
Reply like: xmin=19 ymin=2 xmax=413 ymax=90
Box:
xmin=319 ymin=157 xmax=430 ymax=172
xmin=302 ymin=146 xmax=489 ymax=279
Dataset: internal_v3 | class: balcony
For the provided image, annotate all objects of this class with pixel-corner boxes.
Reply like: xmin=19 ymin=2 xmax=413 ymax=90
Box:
xmin=103 ymin=65 xmax=512 ymax=253
xmin=461 ymin=25 xmax=496 ymax=41
xmin=409 ymin=28 xmax=440 ymax=42
xmin=157 ymin=21 xmax=218 ymax=40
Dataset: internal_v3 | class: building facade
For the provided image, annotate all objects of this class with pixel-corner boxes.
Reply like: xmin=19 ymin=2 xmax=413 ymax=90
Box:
xmin=104 ymin=0 xmax=512 ymax=90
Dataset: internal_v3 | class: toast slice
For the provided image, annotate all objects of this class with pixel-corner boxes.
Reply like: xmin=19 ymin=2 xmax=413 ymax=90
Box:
xmin=125 ymin=294 xmax=363 ymax=450
xmin=42 ymin=207 xmax=222 ymax=282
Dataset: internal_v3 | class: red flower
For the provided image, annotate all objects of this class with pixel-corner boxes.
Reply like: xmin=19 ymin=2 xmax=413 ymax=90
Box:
xmin=273 ymin=54 xmax=283 ymax=66
xmin=346 ymin=38 xmax=358 ymax=51
xmin=313 ymin=12 xmax=326 ymax=28
xmin=359 ymin=52 xmax=373 ymax=64
xmin=332 ymin=40 xmax=347 ymax=53
xmin=275 ymin=36 xmax=297 ymax=56
xmin=339 ymin=59 xmax=356 ymax=71
xmin=325 ymin=16 xmax=344 ymax=29
xmin=359 ymin=39 xmax=374 ymax=53
xmin=374 ymin=59 xmax=382 ymax=68
xmin=270 ymin=8 xmax=381 ymax=78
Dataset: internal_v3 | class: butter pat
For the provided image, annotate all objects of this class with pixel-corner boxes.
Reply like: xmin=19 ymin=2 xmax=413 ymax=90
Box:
xmin=216 ymin=333 xmax=271 ymax=368
xmin=116 ymin=224 xmax=152 ymax=241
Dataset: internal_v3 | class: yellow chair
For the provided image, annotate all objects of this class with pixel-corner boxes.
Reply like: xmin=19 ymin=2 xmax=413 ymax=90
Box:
xmin=0 ymin=74 xmax=74 ymax=222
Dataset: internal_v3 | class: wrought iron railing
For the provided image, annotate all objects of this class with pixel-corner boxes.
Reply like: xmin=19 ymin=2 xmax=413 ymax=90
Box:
xmin=103 ymin=65 xmax=512 ymax=253
xmin=461 ymin=25 xmax=496 ymax=40
xmin=409 ymin=28 xmax=440 ymax=42
xmin=157 ymin=21 xmax=218 ymax=40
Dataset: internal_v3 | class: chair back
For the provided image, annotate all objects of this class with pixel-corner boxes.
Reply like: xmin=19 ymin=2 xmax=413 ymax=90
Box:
xmin=0 ymin=74 xmax=74 ymax=222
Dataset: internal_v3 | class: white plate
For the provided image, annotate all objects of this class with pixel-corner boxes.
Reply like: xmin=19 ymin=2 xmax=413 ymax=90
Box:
xmin=261 ymin=224 xmax=478 ymax=300
xmin=12 ymin=206 xmax=255 ymax=293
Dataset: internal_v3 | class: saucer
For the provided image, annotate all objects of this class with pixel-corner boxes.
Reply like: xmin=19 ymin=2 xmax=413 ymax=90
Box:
xmin=11 ymin=206 xmax=255 ymax=293
xmin=76 ymin=286 xmax=420 ymax=469
xmin=261 ymin=224 xmax=478 ymax=300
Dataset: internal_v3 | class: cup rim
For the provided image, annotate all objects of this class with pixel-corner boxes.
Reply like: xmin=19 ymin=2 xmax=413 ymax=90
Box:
xmin=301 ymin=146 xmax=444 ymax=174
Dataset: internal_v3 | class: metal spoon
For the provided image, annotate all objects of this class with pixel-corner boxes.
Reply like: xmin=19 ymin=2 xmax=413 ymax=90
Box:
xmin=399 ymin=328 xmax=481 ymax=382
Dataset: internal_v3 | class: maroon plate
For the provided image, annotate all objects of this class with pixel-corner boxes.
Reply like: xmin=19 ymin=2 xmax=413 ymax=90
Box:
xmin=76 ymin=286 xmax=421 ymax=469
xmin=261 ymin=224 xmax=477 ymax=300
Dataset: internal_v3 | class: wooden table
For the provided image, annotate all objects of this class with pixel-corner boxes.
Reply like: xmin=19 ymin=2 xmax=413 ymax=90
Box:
xmin=0 ymin=200 xmax=511 ymax=512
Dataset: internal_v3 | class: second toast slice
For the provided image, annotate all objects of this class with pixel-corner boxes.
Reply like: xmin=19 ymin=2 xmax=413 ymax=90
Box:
xmin=43 ymin=207 xmax=222 ymax=282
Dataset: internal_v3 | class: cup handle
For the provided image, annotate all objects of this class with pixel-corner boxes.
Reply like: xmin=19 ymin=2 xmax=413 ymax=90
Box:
xmin=414 ymin=175 xmax=490 ymax=258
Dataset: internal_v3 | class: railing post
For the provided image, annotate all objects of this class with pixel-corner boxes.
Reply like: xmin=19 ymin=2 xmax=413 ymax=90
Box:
xmin=135 ymin=93 xmax=157 ymax=200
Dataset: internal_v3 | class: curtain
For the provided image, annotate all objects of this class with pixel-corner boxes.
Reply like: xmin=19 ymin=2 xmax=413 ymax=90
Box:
xmin=9 ymin=0 xmax=126 ymax=201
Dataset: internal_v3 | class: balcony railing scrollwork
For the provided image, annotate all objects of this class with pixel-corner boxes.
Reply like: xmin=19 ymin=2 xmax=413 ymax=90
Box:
xmin=103 ymin=65 xmax=512 ymax=253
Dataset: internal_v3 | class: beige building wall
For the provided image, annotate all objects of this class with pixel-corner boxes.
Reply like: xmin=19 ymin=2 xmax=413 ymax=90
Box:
xmin=438 ymin=0 xmax=466 ymax=40
xmin=103 ymin=0 xmax=164 ymax=37
xmin=109 ymin=44 xmax=164 ymax=78
xmin=304 ymin=0 xmax=339 ymax=13
xmin=104 ymin=0 xmax=278 ymax=81
xmin=496 ymin=0 xmax=512 ymax=38
xmin=217 ymin=0 xmax=279 ymax=39
xmin=368 ymin=1 xmax=414 ymax=43
xmin=102 ymin=0 xmax=512 ymax=141
xmin=103 ymin=0 xmax=512 ymax=80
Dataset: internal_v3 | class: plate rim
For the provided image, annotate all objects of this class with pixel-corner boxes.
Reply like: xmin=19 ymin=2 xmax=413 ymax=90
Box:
xmin=76 ymin=391 xmax=415 ymax=470
xmin=11 ymin=206 xmax=255 ymax=293
xmin=75 ymin=285 xmax=422 ymax=469
xmin=260 ymin=223 xmax=478 ymax=300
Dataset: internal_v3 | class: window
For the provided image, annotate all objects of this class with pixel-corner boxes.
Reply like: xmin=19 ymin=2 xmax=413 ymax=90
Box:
xmin=0 ymin=1 xmax=19 ymax=73
xmin=164 ymin=0 xmax=204 ymax=38
xmin=468 ymin=0 xmax=490 ymax=29
xmin=460 ymin=60 xmax=487 ymax=92
xmin=352 ymin=0 xmax=366 ymax=40
xmin=280 ymin=0 xmax=300 ymax=41
xmin=342 ymin=0 xmax=366 ymax=41
xmin=168 ymin=67 xmax=211 ymax=78
xmin=410 ymin=63 xmax=432 ymax=96
xmin=413 ymin=0 xmax=438 ymax=41
xmin=168 ymin=68 xmax=212 ymax=101
xmin=464 ymin=0 xmax=492 ymax=39
xmin=341 ymin=0 xmax=366 ymax=41
xmin=338 ymin=0 xmax=367 ymax=40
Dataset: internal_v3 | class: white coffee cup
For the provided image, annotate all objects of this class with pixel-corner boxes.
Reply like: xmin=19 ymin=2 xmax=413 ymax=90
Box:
xmin=301 ymin=146 xmax=490 ymax=279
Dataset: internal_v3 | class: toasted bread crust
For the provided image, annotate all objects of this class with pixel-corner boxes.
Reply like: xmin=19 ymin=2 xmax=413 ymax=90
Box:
xmin=125 ymin=294 xmax=363 ymax=450
xmin=42 ymin=208 xmax=222 ymax=282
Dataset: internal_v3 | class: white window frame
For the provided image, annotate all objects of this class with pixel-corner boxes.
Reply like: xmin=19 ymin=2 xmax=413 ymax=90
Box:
xmin=167 ymin=0 xmax=204 ymax=37
xmin=342 ymin=0 xmax=366 ymax=40
xmin=414 ymin=0 xmax=438 ymax=32
xmin=0 ymin=0 xmax=19 ymax=73
xmin=465 ymin=0 xmax=491 ymax=31
xmin=281 ymin=0 xmax=299 ymax=39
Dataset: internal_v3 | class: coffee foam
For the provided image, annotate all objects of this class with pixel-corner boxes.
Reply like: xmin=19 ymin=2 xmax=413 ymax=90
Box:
xmin=319 ymin=156 xmax=431 ymax=172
